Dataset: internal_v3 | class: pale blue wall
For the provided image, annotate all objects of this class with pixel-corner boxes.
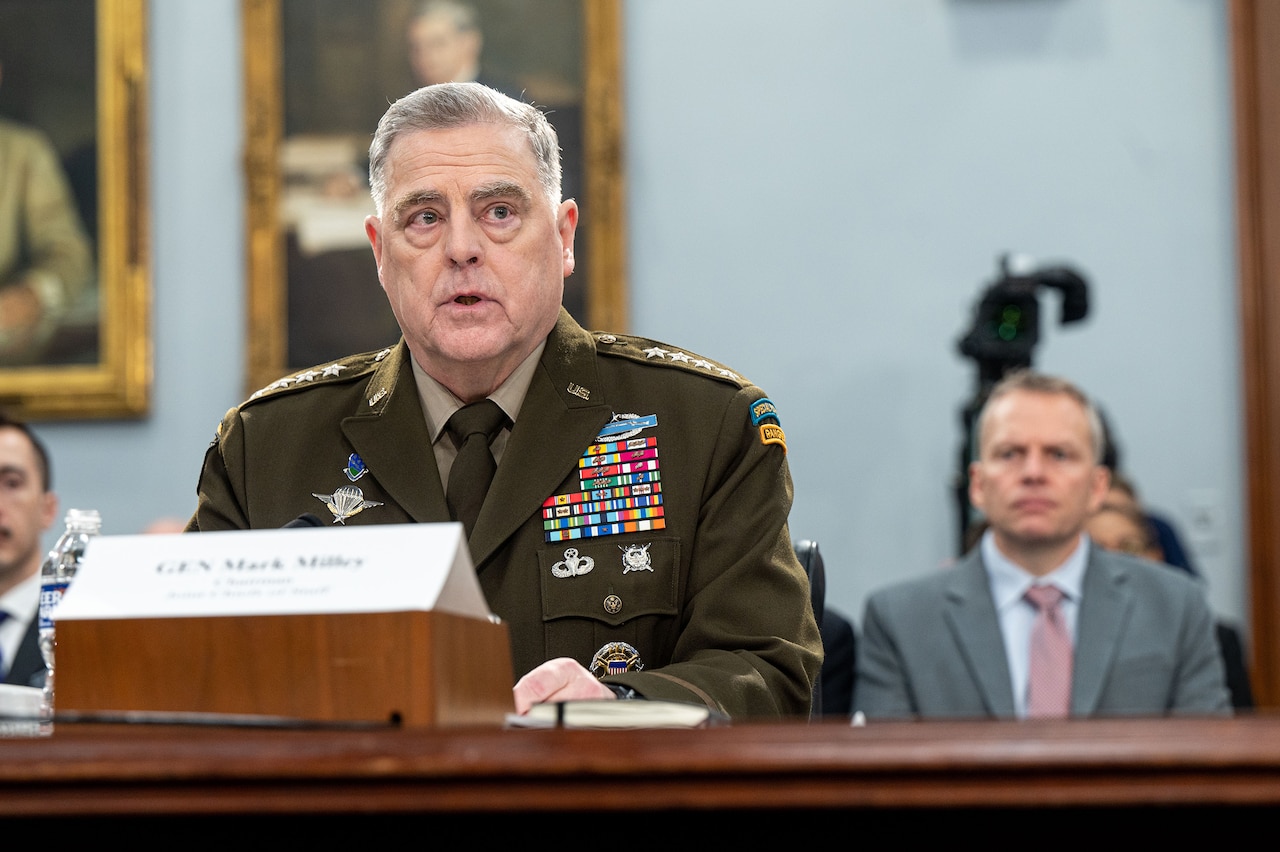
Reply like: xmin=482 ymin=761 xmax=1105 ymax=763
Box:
xmin=35 ymin=1 xmax=244 ymax=533
xmin=33 ymin=1 xmax=1247 ymax=640
xmin=624 ymin=0 xmax=1244 ymax=631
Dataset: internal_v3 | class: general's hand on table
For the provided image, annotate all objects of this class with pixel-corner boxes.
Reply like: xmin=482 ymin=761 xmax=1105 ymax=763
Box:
xmin=513 ymin=657 xmax=616 ymax=715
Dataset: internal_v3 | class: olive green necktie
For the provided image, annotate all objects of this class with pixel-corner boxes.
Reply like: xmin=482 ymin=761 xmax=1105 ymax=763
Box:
xmin=444 ymin=400 xmax=508 ymax=540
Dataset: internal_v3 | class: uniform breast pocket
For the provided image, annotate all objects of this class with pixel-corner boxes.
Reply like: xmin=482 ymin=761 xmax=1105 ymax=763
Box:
xmin=538 ymin=537 xmax=681 ymax=627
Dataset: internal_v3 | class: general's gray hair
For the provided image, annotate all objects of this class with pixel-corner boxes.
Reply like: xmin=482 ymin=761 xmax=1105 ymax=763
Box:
xmin=368 ymin=81 xmax=561 ymax=215
xmin=976 ymin=369 xmax=1105 ymax=464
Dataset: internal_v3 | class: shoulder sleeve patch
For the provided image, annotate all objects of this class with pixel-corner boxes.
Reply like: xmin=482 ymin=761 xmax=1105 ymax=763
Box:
xmin=759 ymin=422 xmax=787 ymax=454
xmin=749 ymin=396 xmax=786 ymax=453
xmin=750 ymin=397 xmax=781 ymax=426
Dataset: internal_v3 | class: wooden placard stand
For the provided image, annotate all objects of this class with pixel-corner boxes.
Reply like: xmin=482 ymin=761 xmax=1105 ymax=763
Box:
xmin=55 ymin=610 xmax=514 ymax=728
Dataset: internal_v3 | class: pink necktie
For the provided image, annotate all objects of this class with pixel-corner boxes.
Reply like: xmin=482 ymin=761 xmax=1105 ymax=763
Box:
xmin=1025 ymin=585 xmax=1072 ymax=718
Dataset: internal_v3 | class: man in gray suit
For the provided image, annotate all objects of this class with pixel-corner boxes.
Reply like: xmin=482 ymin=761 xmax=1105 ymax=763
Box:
xmin=855 ymin=370 xmax=1230 ymax=720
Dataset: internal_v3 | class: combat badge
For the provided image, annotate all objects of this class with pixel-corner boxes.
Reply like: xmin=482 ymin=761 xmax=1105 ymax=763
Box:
xmin=596 ymin=412 xmax=657 ymax=442
xmin=590 ymin=641 xmax=644 ymax=679
xmin=312 ymin=485 xmax=383 ymax=524
xmin=620 ymin=542 xmax=654 ymax=573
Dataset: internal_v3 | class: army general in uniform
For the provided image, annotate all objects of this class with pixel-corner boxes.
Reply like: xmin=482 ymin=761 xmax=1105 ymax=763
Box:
xmin=188 ymin=82 xmax=822 ymax=720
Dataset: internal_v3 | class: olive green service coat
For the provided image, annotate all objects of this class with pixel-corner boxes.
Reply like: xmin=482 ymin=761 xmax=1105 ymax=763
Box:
xmin=190 ymin=310 xmax=822 ymax=719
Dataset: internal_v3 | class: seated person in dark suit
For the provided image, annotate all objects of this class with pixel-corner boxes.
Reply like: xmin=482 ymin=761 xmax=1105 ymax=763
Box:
xmin=0 ymin=410 xmax=59 ymax=687
xmin=820 ymin=607 xmax=856 ymax=717
xmin=1104 ymin=471 xmax=1198 ymax=577
xmin=1099 ymin=412 xmax=1200 ymax=579
xmin=794 ymin=537 xmax=857 ymax=717
xmin=1086 ymin=500 xmax=1254 ymax=711
xmin=856 ymin=370 xmax=1231 ymax=720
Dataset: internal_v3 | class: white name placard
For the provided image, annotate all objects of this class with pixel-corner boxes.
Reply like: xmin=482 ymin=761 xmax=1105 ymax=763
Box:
xmin=53 ymin=523 xmax=489 ymax=621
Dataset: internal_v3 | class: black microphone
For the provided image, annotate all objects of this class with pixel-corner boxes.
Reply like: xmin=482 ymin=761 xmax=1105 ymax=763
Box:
xmin=282 ymin=513 xmax=324 ymax=528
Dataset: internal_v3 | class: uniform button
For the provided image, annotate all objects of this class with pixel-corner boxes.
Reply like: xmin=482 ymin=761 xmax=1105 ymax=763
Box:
xmin=598 ymin=334 xmax=617 ymax=344
xmin=603 ymin=594 xmax=622 ymax=615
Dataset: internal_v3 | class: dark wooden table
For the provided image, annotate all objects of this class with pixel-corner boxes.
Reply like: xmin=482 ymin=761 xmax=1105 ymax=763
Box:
xmin=3 ymin=714 xmax=1278 ymax=833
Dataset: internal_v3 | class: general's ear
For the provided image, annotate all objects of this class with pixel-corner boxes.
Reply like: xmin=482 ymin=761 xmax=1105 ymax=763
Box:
xmin=557 ymin=200 xmax=578 ymax=278
xmin=364 ymin=215 xmax=384 ymax=278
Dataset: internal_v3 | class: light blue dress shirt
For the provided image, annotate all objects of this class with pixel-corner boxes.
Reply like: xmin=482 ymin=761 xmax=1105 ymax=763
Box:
xmin=981 ymin=530 xmax=1089 ymax=718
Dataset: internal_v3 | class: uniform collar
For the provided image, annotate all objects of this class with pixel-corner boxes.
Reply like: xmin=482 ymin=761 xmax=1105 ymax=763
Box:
xmin=410 ymin=341 xmax=546 ymax=443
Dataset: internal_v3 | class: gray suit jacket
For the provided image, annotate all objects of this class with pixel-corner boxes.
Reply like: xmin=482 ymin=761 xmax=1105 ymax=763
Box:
xmin=855 ymin=546 xmax=1231 ymax=719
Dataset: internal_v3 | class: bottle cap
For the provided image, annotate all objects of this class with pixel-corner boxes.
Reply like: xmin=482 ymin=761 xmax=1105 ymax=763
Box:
xmin=64 ymin=508 xmax=102 ymax=532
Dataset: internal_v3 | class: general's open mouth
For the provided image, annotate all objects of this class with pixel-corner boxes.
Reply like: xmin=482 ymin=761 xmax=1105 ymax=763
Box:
xmin=455 ymin=296 xmax=481 ymax=306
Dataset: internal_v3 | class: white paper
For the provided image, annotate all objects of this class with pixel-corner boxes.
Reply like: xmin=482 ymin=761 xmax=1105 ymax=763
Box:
xmin=0 ymin=685 xmax=42 ymax=737
xmin=505 ymin=699 xmax=723 ymax=730
xmin=53 ymin=523 xmax=489 ymax=621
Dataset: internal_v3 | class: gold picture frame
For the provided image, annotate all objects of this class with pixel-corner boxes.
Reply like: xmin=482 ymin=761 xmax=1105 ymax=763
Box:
xmin=0 ymin=0 xmax=150 ymax=419
xmin=242 ymin=0 xmax=626 ymax=394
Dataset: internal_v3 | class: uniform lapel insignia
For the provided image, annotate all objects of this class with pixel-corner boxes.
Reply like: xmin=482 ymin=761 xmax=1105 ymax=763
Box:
xmin=343 ymin=452 xmax=368 ymax=482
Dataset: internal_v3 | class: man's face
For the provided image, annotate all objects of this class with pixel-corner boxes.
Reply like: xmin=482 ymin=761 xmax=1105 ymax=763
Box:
xmin=365 ymin=123 xmax=576 ymax=392
xmin=969 ymin=390 xmax=1109 ymax=557
xmin=0 ymin=427 xmax=57 ymax=590
xmin=408 ymin=15 xmax=481 ymax=85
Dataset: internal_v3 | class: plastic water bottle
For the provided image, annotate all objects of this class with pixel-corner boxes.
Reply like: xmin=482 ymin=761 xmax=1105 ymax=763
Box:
xmin=37 ymin=508 xmax=102 ymax=729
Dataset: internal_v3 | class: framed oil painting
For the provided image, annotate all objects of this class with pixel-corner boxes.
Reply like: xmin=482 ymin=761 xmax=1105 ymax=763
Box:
xmin=0 ymin=0 xmax=149 ymax=419
xmin=242 ymin=0 xmax=626 ymax=393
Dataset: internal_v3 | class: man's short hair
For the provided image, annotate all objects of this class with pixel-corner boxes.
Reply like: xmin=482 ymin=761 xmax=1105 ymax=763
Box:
xmin=975 ymin=369 xmax=1105 ymax=464
xmin=368 ymin=81 xmax=562 ymax=216
xmin=0 ymin=409 xmax=52 ymax=492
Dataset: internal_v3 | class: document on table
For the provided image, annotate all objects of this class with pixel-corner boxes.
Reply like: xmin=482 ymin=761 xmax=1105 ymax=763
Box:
xmin=505 ymin=699 xmax=727 ymax=730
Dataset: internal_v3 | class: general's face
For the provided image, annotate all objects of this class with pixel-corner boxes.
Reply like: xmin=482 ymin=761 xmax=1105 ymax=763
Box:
xmin=365 ymin=123 xmax=576 ymax=392
xmin=969 ymin=390 xmax=1109 ymax=554
xmin=0 ymin=427 xmax=56 ymax=589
